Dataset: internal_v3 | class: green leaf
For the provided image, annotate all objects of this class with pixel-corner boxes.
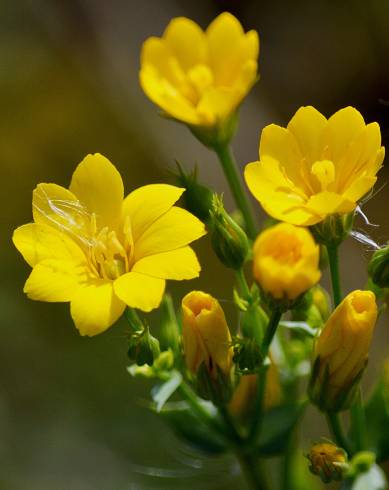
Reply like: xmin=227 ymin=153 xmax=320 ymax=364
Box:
xmin=151 ymin=370 xmax=182 ymax=412
xmin=341 ymin=465 xmax=388 ymax=490
xmin=158 ymin=402 xmax=226 ymax=455
xmin=365 ymin=381 xmax=389 ymax=461
xmin=255 ymin=402 xmax=307 ymax=456
xmin=280 ymin=321 xmax=317 ymax=337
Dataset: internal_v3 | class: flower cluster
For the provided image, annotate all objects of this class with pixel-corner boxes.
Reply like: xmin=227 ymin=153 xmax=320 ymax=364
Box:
xmin=13 ymin=10 xmax=387 ymax=490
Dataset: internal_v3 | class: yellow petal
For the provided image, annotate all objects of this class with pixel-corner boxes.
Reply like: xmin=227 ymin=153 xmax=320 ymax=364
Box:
xmin=306 ymin=192 xmax=355 ymax=217
xmin=24 ymin=259 xmax=87 ymax=302
xmin=321 ymin=107 xmax=366 ymax=162
xmin=70 ymin=280 xmax=125 ymax=336
xmin=140 ymin=37 xmax=174 ymax=81
xmin=134 ymin=206 xmax=206 ymax=260
xmin=132 ymin=246 xmax=201 ymax=280
xmin=197 ymin=87 xmax=239 ymax=122
xmin=343 ymin=175 xmax=377 ymax=202
xmin=13 ymin=223 xmax=85 ymax=267
xmin=32 ymin=183 xmax=79 ymax=230
xmin=122 ymin=184 xmax=184 ymax=242
xmin=140 ymin=67 xmax=201 ymax=125
xmin=287 ymin=106 xmax=327 ymax=162
xmin=163 ymin=17 xmax=207 ymax=70
xmin=206 ymin=12 xmax=244 ymax=82
xmin=114 ymin=272 xmax=165 ymax=312
xmin=259 ymin=125 xmax=308 ymax=192
xmin=69 ymin=153 xmax=124 ymax=230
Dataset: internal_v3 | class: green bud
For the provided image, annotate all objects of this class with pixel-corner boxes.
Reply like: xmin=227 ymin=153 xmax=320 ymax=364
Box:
xmin=311 ymin=212 xmax=354 ymax=246
xmin=368 ymin=245 xmax=389 ymax=288
xmin=128 ymin=326 xmax=160 ymax=366
xmin=210 ymin=194 xmax=249 ymax=270
xmin=232 ymin=337 xmax=262 ymax=374
xmin=195 ymin=362 xmax=232 ymax=405
xmin=240 ymin=303 xmax=267 ymax=345
xmin=349 ymin=451 xmax=375 ymax=477
xmin=174 ymin=162 xmax=213 ymax=222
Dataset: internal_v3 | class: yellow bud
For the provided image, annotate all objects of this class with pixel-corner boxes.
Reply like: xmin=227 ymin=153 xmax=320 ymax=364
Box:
xmin=229 ymin=360 xmax=281 ymax=417
xmin=308 ymin=441 xmax=347 ymax=483
xmin=182 ymin=291 xmax=232 ymax=377
xmin=309 ymin=290 xmax=377 ymax=411
xmin=253 ymin=223 xmax=321 ymax=303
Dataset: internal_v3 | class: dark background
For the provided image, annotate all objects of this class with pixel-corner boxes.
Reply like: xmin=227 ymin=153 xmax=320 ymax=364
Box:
xmin=1 ymin=1 xmax=388 ymax=488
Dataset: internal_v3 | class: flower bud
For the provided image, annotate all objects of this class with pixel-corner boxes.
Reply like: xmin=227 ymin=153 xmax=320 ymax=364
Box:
xmin=253 ymin=223 xmax=321 ymax=307
xmin=368 ymin=245 xmax=389 ymax=289
xmin=311 ymin=285 xmax=331 ymax=322
xmin=174 ymin=162 xmax=213 ymax=222
xmin=182 ymin=291 xmax=232 ymax=377
xmin=128 ymin=326 xmax=161 ymax=366
xmin=309 ymin=290 xmax=377 ymax=412
xmin=307 ymin=441 xmax=347 ymax=483
xmin=311 ymin=212 xmax=354 ymax=246
xmin=233 ymin=338 xmax=262 ymax=374
xmin=210 ymin=195 xmax=249 ymax=270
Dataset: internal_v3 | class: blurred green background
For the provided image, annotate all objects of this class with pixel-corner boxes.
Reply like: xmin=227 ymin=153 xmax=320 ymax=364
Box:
xmin=1 ymin=0 xmax=388 ymax=488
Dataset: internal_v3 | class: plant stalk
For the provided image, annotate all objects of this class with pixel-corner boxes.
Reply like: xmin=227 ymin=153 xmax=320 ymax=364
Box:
xmin=213 ymin=143 xmax=257 ymax=240
xmin=327 ymin=245 xmax=342 ymax=308
xmin=326 ymin=412 xmax=352 ymax=455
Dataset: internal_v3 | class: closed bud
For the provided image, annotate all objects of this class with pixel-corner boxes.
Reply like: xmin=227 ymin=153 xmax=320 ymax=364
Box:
xmin=307 ymin=441 xmax=348 ymax=483
xmin=233 ymin=338 xmax=262 ymax=374
xmin=311 ymin=285 xmax=331 ymax=321
xmin=311 ymin=212 xmax=354 ymax=246
xmin=253 ymin=223 xmax=321 ymax=308
xmin=210 ymin=195 xmax=249 ymax=270
xmin=182 ymin=291 xmax=233 ymax=377
xmin=174 ymin=162 xmax=213 ymax=222
xmin=128 ymin=326 xmax=160 ymax=366
xmin=368 ymin=245 xmax=389 ymax=289
xmin=309 ymin=290 xmax=377 ymax=412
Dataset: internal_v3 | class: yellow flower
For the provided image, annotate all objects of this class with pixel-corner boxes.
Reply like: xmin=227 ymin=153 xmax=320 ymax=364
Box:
xmin=310 ymin=290 xmax=377 ymax=411
xmin=13 ymin=154 xmax=205 ymax=336
xmin=229 ymin=360 xmax=281 ymax=417
xmin=181 ymin=291 xmax=232 ymax=377
xmin=308 ymin=441 xmax=347 ymax=483
xmin=245 ymin=106 xmax=384 ymax=226
xmin=140 ymin=12 xmax=259 ymax=127
xmin=253 ymin=223 xmax=321 ymax=301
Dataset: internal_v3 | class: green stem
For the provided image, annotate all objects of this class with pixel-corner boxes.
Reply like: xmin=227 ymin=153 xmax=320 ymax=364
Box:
xmin=213 ymin=143 xmax=257 ymax=240
xmin=177 ymin=382 xmax=224 ymax=436
xmin=248 ymin=309 xmax=282 ymax=444
xmin=327 ymin=245 xmax=343 ymax=307
xmin=326 ymin=412 xmax=352 ymax=455
xmin=236 ymin=268 xmax=251 ymax=299
xmin=261 ymin=308 xmax=283 ymax=358
xmin=351 ymin=388 xmax=367 ymax=453
xmin=218 ymin=405 xmax=268 ymax=490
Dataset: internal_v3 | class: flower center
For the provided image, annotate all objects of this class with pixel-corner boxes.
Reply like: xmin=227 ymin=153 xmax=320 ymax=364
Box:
xmin=87 ymin=215 xmax=134 ymax=281
xmin=310 ymin=160 xmax=336 ymax=192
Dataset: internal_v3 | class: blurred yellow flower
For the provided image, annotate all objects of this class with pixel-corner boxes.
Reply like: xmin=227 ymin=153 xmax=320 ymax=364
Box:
xmin=182 ymin=291 xmax=232 ymax=377
xmin=245 ymin=106 xmax=384 ymax=226
xmin=13 ymin=154 xmax=205 ymax=336
xmin=253 ymin=223 xmax=321 ymax=301
xmin=140 ymin=12 xmax=259 ymax=127
xmin=310 ymin=290 xmax=377 ymax=411
xmin=229 ymin=360 xmax=281 ymax=417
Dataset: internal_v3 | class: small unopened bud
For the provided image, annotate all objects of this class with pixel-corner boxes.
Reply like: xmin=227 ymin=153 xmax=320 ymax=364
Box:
xmin=128 ymin=326 xmax=160 ymax=366
xmin=311 ymin=212 xmax=354 ymax=246
xmin=307 ymin=441 xmax=348 ymax=483
xmin=210 ymin=194 xmax=249 ymax=270
xmin=368 ymin=245 xmax=389 ymax=289
xmin=309 ymin=290 xmax=377 ymax=412
xmin=233 ymin=338 xmax=262 ymax=373
xmin=182 ymin=291 xmax=233 ymax=404
xmin=174 ymin=162 xmax=213 ymax=222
